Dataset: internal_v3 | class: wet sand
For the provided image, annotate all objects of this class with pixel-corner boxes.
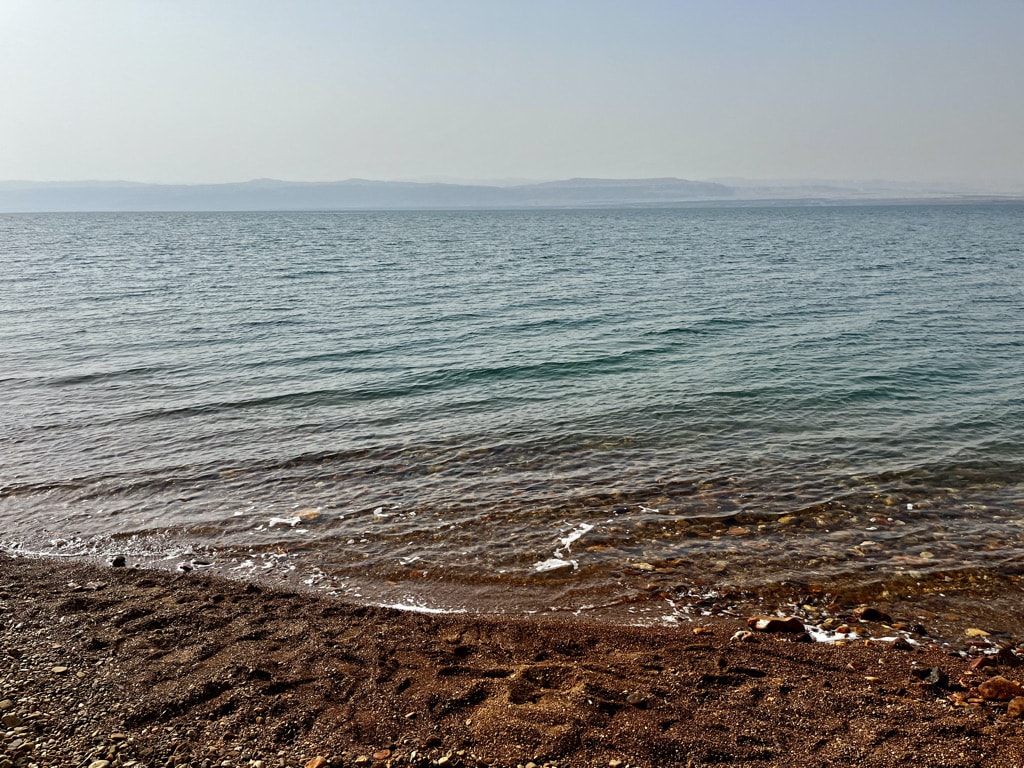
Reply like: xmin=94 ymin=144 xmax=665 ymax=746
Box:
xmin=4 ymin=555 xmax=1024 ymax=768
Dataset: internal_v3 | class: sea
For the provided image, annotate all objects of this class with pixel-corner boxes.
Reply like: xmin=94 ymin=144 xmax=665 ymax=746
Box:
xmin=2 ymin=204 xmax=1022 ymax=619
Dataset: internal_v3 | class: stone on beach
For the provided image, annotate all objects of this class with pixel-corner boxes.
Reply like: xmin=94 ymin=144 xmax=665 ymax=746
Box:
xmin=1 ymin=713 xmax=22 ymax=728
xmin=747 ymin=615 xmax=805 ymax=633
xmin=1008 ymin=697 xmax=1024 ymax=719
xmin=978 ymin=675 xmax=1024 ymax=701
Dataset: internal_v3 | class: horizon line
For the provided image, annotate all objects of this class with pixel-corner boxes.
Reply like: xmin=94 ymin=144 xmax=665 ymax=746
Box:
xmin=2 ymin=175 xmax=1022 ymax=189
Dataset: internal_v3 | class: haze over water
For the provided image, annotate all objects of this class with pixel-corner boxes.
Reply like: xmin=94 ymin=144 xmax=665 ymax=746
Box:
xmin=2 ymin=205 xmax=1022 ymax=617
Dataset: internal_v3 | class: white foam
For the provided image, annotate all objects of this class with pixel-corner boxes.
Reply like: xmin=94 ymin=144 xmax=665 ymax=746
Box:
xmin=875 ymin=635 xmax=921 ymax=646
xmin=379 ymin=601 xmax=467 ymax=614
xmin=534 ymin=557 xmax=575 ymax=572
xmin=556 ymin=522 xmax=594 ymax=555
xmin=805 ymin=625 xmax=861 ymax=643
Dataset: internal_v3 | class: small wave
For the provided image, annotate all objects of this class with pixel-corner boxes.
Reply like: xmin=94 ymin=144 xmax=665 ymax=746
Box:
xmin=42 ymin=364 xmax=186 ymax=387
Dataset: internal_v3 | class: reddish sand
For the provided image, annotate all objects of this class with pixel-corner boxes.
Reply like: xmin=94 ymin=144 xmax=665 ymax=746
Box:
xmin=3 ymin=555 xmax=1024 ymax=767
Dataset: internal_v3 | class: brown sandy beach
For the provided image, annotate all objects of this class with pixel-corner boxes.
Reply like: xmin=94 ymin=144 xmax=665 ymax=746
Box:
xmin=4 ymin=555 xmax=1024 ymax=768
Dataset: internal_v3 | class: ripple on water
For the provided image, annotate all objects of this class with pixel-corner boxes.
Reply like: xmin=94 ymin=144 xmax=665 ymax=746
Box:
xmin=1 ymin=206 xmax=1022 ymax=613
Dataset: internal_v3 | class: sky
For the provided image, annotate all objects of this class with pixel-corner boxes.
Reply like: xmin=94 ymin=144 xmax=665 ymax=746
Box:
xmin=2 ymin=0 xmax=1023 ymax=187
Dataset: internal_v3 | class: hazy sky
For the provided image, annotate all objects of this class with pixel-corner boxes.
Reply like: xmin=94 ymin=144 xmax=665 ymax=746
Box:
xmin=2 ymin=0 xmax=1023 ymax=185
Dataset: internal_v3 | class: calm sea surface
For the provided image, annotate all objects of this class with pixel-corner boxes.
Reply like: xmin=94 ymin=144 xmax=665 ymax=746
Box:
xmin=2 ymin=206 xmax=1022 ymax=617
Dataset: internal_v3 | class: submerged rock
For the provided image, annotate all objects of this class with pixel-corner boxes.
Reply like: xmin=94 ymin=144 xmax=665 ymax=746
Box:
xmin=852 ymin=606 xmax=892 ymax=624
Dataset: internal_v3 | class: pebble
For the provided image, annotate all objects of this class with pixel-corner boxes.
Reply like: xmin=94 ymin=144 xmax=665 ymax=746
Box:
xmin=747 ymin=616 xmax=805 ymax=633
xmin=965 ymin=628 xmax=991 ymax=638
xmin=969 ymin=656 xmax=996 ymax=672
xmin=110 ymin=555 xmax=127 ymax=568
xmin=978 ymin=675 xmax=1023 ymax=701
xmin=626 ymin=691 xmax=647 ymax=707
xmin=89 ymin=761 xmax=112 ymax=768
xmin=304 ymin=758 xmax=328 ymax=768
xmin=0 ymin=700 xmax=13 ymax=711
xmin=852 ymin=606 xmax=893 ymax=624
xmin=1 ymin=713 xmax=22 ymax=728
xmin=51 ymin=666 xmax=69 ymax=674
xmin=993 ymin=646 xmax=1022 ymax=666
xmin=1008 ymin=697 xmax=1024 ymax=719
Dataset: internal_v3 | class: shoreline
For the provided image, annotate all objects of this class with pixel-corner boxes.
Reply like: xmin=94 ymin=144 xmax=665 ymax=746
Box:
xmin=4 ymin=555 xmax=1024 ymax=768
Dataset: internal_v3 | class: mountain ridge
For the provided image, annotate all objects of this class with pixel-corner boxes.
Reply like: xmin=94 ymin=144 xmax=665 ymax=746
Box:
xmin=0 ymin=176 xmax=1020 ymax=212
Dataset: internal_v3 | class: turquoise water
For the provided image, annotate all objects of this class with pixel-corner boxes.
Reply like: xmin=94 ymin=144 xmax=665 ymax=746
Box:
xmin=1 ymin=205 xmax=1022 ymax=614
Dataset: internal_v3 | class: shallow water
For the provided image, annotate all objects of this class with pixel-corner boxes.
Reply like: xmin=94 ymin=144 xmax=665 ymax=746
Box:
xmin=2 ymin=205 xmax=1022 ymax=616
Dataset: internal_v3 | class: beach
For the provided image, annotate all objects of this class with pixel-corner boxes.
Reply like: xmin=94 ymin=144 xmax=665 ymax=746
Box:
xmin=4 ymin=555 xmax=1024 ymax=768
xmin=4 ymin=1 xmax=1024 ymax=764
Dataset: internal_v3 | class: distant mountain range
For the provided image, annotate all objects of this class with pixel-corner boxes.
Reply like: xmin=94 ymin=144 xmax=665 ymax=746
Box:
xmin=0 ymin=176 xmax=1020 ymax=212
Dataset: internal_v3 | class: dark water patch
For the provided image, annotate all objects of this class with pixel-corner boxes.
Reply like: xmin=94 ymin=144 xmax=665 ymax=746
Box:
xmin=41 ymin=364 xmax=187 ymax=387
